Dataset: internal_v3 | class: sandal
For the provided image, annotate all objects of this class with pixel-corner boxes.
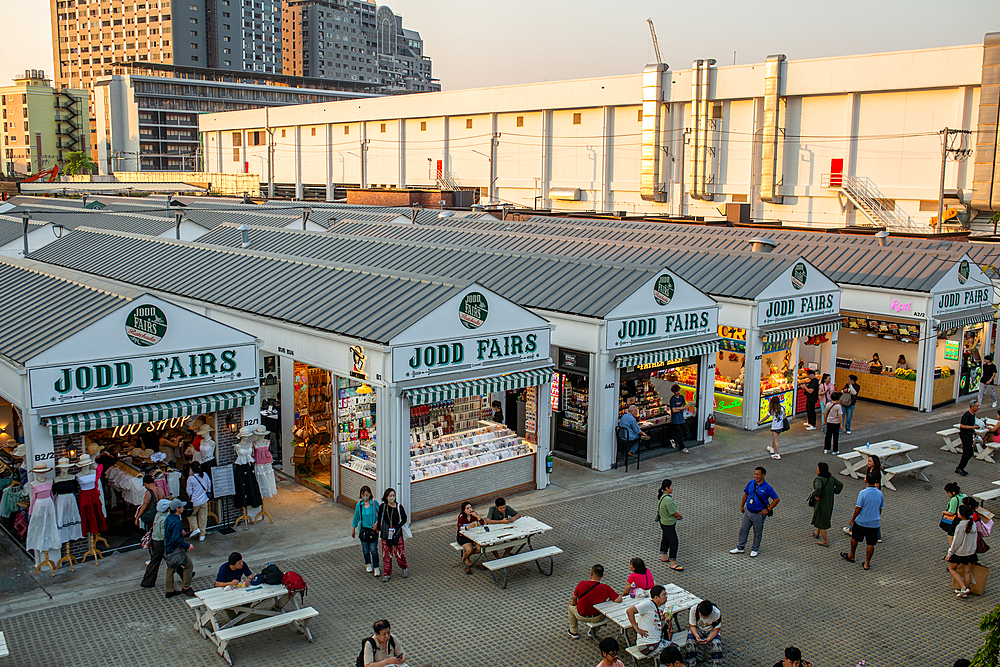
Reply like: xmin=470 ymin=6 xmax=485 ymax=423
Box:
xmin=840 ymin=552 xmax=855 ymax=563
xmin=669 ymin=565 xmax=684 ymax=571
xmin=863 ymin=562 xmax=870 ymax=570
xmin=816 ymin=542 xmax=829 ymax=548
xmin=463 ymin=565 xmax=472 ymax=575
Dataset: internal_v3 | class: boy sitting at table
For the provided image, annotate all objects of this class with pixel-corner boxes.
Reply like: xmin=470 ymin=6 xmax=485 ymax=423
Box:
xmin=486 ymin=497 xmax=522 ymax=558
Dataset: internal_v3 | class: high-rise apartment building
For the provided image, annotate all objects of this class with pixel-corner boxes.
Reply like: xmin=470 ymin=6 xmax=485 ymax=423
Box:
xmin=205 ymin=0 xmax=282 ymax=74
xmin=283 ymin=0 xmax=437 ymax=92
xmin=1 ymin=70 xmax=89 ymax=177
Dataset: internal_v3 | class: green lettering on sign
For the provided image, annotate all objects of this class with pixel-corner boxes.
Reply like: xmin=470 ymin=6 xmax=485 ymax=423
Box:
xmin=653 ymin=274 xmax=675 ymax=306
xmin=459 ymin=292 xmax=488 ymax=330
xmin=125 ymin=305 xmax=168 ymax=346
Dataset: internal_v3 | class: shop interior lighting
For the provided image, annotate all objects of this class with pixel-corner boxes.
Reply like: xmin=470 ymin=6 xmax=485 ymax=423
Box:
xmin=866 ymin=333 xmax=878 ymax=337
xmin=900 ymin=337 xmax=912 ymax=343
xmin=848 ymin=330 xmax=859 ymax=334
xmin=227 ymin=417 xmax=239 ymax=433
xmin=356 ymin=383 xmax=374 ymax=394
xmin=883 ymin=335 xmax=895 ymax=340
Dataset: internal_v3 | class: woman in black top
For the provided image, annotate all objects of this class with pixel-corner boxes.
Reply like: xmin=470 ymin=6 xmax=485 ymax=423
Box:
xmin=491 ymin=400 xmax=504 ymax=423
xmin=376 ymin=487 xmax=408 ymax=582
xmin=869 ymin=353 xmax=883 ymax=374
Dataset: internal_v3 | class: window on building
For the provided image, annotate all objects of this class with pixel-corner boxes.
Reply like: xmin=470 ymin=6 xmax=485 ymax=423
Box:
xmin=232 ymin=131 xmax=242 ymax=147
xmin=712 ymin=103 xmax=722 ymax=120
xmin=281 ymin=129 xmax=285 ymax=137
xmin=466 ymin=119 xmax=472 ymax=129
xmin=344 ymin=125 xmax=349 ymax=135
xmin=311 ymin=127 xmax=316 ymax=136
xmin=637 ymin=109 xmax=643 ymax=122
xmin=420 ymin=121 xmax=426 ymax=131
xmin=224 ymin=60 xmax=231 ymax=65
xmin=233 ymin=147 xmax=240 ymax=161
xmin=573 ymin=113 xmax=582 ymax=125
xmin=516 ymin=116 xmax=524 ymax=127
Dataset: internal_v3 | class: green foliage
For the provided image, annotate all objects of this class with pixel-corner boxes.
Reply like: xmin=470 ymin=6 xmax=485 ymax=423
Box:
xmin=62 ymin=151 xmax=95 ymax=176
xmin=972 ymin=603 xmax=1000 ymax=667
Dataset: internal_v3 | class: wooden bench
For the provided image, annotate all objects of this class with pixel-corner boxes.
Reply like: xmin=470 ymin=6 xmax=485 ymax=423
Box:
xmin=837 ymin=451 xmax=862 ymax=477
xmin=449 ymin=542 xmax=463 ymax=551
xmin=938 ymin=428 xmax=962 ymax=453
xmin=213 ymin=607 xmax=318 ymax=665
xmin=976 ymin=439 xmax=1000 ymax=464
xmin=882 ymin=460 xmax=933 ymax=491
xmin=624 ymin=633 xmax=687 ymax=667
xmin=974 ymin=488 xmax=1000 ymax=505
xmin=482 ymin=545 xmax=562 ymax=589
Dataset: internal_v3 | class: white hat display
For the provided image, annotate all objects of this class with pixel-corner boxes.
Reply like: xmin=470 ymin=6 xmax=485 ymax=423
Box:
xmin=86 ymin=443 xmax=103 ymax=456
xmin=253 ymin=424 xmax=269 ymax=436
xmin=238 ymin=425 xmax=254 ymax=438
xmin=196 ymin=424 xmax=212 ymax=436
xmin=76 ymin=453 xmax=94 ymax=467
xmin=141 ymin=448 xmax=155 ymax=458
xmin=55 ymin=457 xmax=72 ymax=469
xmin=11 ymin=444 xmax=26 ymax=459
xmin=190 ymin=420 xmax=204 ymax=430
xmin=129 ymin=447 xmax=145 ymax=457
xmin=31 ymin=462 xmax=52 ymax=474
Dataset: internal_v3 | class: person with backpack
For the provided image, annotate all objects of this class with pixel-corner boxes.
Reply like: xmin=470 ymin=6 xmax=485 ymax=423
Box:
xmin=823 ymin=392 xmax=844 ymax=454
xmin=376 ymin=488 xmax=408 ymax=582
xmin=358 ymin=619 xmax=406 ymax=667
xmin=841 ymin=374 xmax=860 ymax=434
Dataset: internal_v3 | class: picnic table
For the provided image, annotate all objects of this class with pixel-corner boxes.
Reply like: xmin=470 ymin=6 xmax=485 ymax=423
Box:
xmin=188 ymin=582 xmax=318 ymax=665
xmin=945 ymin=419 xmax=1000 ymax=463
xmin=842 ymin=440 xmax=932 ymax=491
xmin=594 ymin=583 xmax=701 ymax=666
xmin=457 ymin=516 xmax=562 ymax=588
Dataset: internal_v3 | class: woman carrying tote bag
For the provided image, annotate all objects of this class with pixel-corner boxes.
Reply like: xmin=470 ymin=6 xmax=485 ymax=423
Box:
xmin=376 ymin=487 xmax=408 ymax=583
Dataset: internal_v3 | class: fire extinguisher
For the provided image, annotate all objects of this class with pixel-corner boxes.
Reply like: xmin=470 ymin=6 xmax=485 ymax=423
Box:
xmin=706 ymin=414 xmax=716 ymax=438
xmin=545 ymin=452 xmax=553 ymax=475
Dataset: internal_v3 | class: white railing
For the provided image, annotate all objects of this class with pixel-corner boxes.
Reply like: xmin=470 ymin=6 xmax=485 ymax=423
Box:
xmin=837 ymin=174 xmax=920 ymax=232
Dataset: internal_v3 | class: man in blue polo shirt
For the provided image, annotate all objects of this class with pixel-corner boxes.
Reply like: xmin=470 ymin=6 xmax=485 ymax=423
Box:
xmin=842 ymin=472 xmax=884 ymax=570
xmin=215 ymin=551 xmax=252 ymax=587
xmin=730 ymin=466 xmax=780 ymax=557
xmin=619 ymin=405 xmax=648 ymax=457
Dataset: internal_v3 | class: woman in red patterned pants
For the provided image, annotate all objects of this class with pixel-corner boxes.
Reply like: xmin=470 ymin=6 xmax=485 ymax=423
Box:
xmin=377 ymin=488 xmax=408 ymax=582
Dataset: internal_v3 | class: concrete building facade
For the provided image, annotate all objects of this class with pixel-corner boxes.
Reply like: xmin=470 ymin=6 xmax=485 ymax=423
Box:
xmin=1 ymin=70 xmax=89 ymax=177
xmin=201 ymin=35 xmax=1000 ymax=227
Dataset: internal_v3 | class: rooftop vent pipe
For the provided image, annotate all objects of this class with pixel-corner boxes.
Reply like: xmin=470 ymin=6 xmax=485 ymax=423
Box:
xmin=875 ymin=230 xmax=889 ymax=247
xmin=238 ymin=223 xmax=251 ymax=248
xmin=747 ymin=237 xmax=777 ymax=253
xmin=301 ymin=207 xmax=311 ymax=230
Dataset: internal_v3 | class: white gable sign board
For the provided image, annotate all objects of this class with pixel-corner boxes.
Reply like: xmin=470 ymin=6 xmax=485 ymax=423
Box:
xmin=756 ymin=259 xmax=841 ymax=328
xmin=931 ymin=255 xmax=995 ymax=317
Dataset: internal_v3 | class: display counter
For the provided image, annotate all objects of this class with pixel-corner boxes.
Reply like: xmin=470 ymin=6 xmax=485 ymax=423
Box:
xmin=834 ymin=367 xmax=916 ymax=408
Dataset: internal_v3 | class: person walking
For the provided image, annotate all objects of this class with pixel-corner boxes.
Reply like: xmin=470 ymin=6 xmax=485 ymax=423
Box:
xmin=185 ymin=461 xmax=211 ymax=541
xmin=941 ymin=482 xmax=968 ymax=545
xmin=810 ymin=461 xmax=843 ymax=547
xmin=819 ymin=373 xmax=834 ymax=433
xmin=766 ymin=396 xmax=785 ymax=460
xmin=657 ymin=479 xmax=683 ymax=571
xmin=730 ymin=466 xmax=780 ymax=557
xmin=376 ymin=487 xmax=408 ymax=582
xmin=803 ymin=369 xmax=819 ymax=431
xmin=956 ymin=399 xmax=980 ymax=476
xmin=823 ymin=392 xmax=843 ymax=454
xmin=668 ymin=385 xmax=690 ymax=452
xmin=947 ymin=504 xmax=980 ymax=598
xmin=163 ymin=498 xmax=195 ymax=598
xmin=842 ymin=455 xmax=881 ymax=535
xmin=979 ymin=354 xmax=997 ymax=408
xmin=842 ymin=374 xmax=860 ymax=434
xmin=139 ymin=498 xmax=170 ymax=588
xmin=351 ymin=485 xmax=380 ymax=577
xmin=841 ymin=472 xmax=884 ymax=570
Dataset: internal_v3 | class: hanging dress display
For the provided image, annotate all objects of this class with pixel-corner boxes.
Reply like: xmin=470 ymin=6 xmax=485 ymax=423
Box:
xmin=53 ymin=479 xmax=83 ymax=543
xmin=253 ymin=441 xmax=277 ymax=498
xmin=77 ymin=472 xmax=107 ymax=535
xmin=26 ymin=482 xmax=62 ymax=554
xmin=233 ymin=464 xmax=263 ymax=508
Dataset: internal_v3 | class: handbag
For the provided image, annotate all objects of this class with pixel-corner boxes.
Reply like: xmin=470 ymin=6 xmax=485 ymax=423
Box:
xmin=781 ymin=416 xmax=790 ymax=432
xmin=140 ymin=529 xmax=152 ymax=550
xmin=359 ymin=527 xmax=377 ymax=542
xmin=164 ymin=547 xmax=187 ymax=569
xmin=978 ymin=533 xmax=991 ymax=554
xmin=138 ymin=490 xmax=158 ymax=527
xmin=402 ymin=523 xmax=413 ymax=539
xmin=808 ymin=477 xmax=828 ymax=508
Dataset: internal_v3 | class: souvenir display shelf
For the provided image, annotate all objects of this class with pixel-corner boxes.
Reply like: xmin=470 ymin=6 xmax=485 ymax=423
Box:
xmin=337 ymin=379 xmax=378 ymax=481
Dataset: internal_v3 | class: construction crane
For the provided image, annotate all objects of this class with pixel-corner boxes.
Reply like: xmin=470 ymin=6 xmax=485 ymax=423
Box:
xmin=647 ymin=18 xmax=663 ymax=65
xmin=21 ymin=164 xmax=60 ymax=183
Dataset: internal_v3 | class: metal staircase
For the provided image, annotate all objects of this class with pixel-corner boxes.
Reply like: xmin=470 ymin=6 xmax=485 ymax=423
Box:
xmin=823 ymin=173 xmax=920 ymax=232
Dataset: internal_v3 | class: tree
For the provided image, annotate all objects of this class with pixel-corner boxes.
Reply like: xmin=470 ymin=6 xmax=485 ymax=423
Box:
xmin=62 ymin=151 xmax=95 ymax=176
xmin=973 ymin=602 xmax=1000 ymax=666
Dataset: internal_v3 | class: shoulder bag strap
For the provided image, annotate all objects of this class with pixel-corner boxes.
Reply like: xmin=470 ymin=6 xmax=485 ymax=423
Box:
xmin=580 ymin=581 xmax=601 ymax=598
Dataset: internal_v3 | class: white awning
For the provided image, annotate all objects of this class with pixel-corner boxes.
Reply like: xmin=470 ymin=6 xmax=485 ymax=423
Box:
xmin=42 ymin=388 xmax=258 ymax=436
xmin=614 ymin=341 xmax=719 ymax=369
xmin=762 ymin=319 xmax=841 ymax=343
xmin=403 ymin=366 xmax=554 ymax=407
xmin=936 ymin=311 xmax=997 ymax=332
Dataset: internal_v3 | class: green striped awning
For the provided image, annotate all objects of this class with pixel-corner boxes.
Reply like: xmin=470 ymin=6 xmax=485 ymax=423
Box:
xmin=936 ymin=311 xmax=997 ymax=332
xmin=762 ymin=319 xmax=841 ymax=343
xmin=615 ymin=341 xmax=719 ymax=369
xmin=403 ymin=366 xmax=554 ymax=407
xmin=42 ymin=388 xmax=258 ymax=436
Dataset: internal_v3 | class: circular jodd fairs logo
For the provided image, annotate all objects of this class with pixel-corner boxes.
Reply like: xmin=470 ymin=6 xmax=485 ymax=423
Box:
xmin=653 ymin=274 xmax=675 ymax=306
xmin=125 ymin=305 xmax=167 ymax=346
xmin=791 ymin=263 xmax=808 ymax=290
xmin=459 ymin=292 xmax=488 ymax=330
xmin=958 ymin=260 xmax=970 ymax=285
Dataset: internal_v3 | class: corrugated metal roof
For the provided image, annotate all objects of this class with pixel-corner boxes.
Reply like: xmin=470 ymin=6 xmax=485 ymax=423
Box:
xmin=176 ymin=209 xmax=300 ymax=229
xmin=26 ymin=228 xmax=477 ymax=345
xmin=8 ymin=209 xmax=209 ymax=236
xmin=328 ymin=219 xmax=965 ymax=293
xmin=0 ymin=216 xmax=47 ymax=247
xmin=197 ymin=223 xmax=796 ymax=303
xmin=0 ymin=257 xmax=138 ymax=365
xmin=20 ymin=182 xmax=207 ymax=194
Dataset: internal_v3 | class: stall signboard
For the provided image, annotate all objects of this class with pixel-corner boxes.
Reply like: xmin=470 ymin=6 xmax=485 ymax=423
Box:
xmin=714 ymin=392 xmax=744 ymax=416
xmin=25 ymin=295 xmax=258 ymax=410
xmin=604 ymin=270 xmax=719 ymax=350
xmin=389 ymin=284 xmax=553 ymax=383
xmin=944 ymin=340 xmax=961 ymax=361
xmin=756 ymin=260 xmax=841 ymax=328
xmin=759 ymin=390 xmax=794 ymax=425
xmin=931 ymin=256 xmax=995 ymax=317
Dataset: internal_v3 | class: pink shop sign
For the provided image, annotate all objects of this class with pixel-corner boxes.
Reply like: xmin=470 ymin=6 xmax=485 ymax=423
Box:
xmin=889 ymin=299 xmax=913 ymax=313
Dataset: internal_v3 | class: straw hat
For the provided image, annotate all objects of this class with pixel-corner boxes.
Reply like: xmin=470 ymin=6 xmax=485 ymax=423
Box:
xmin=196 ymin=424 xmax=212 ymax=436
xmin=253 ymin=424 xmax=269 ymax=436
xmin=30 ymin=462 xmax=52 ymax=474
xmin=11 ymin=444 xmax=25 ymax=459
xmin=86 ymin=443 xmax=103 ymax=456
xmin=76 ymin=453 xmax=94 ymax=467
xmin=190 ymin=420 xmax=204 ymax=430
xmin=238 ymin=425 xmax=254 ymax=438
xmin=129 ymin=447 xmax=144 ymax=457
xmin=55 ymin=457 xmax=72 ymax=469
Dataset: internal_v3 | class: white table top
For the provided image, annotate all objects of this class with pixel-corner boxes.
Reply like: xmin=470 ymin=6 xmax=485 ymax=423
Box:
xmin=854 ymin=440 xmax=917 ymax=456
xmin=594 ymin=583 xmax=701 ymax=629
xmin=195 ymin=583 xmax=287 ymax=613
xmin=460 ymin=516 xmax=552 ymax=548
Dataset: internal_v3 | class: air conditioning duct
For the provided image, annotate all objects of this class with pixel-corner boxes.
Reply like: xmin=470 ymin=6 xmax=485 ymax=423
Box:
xmin=688 ymin=60 xmax=716 ymax=201
xmin=548 ymin=187 xmax=582 ymax=201
xmin=640 ymin=63 xmax=668 ymax=202
xmin=759 ymin=54 xmax=786 ymax=204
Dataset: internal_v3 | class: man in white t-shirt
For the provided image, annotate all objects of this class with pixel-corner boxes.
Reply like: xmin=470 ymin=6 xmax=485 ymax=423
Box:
xmin=685 ymin=600 xmax=723 ymax=666
xmin=626 ymin=586 xmax=671 ymax=657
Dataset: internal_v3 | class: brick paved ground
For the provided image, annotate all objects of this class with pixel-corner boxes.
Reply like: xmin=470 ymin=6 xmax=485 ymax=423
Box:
xmin=0 ymin=412 xmax=992 ymax=667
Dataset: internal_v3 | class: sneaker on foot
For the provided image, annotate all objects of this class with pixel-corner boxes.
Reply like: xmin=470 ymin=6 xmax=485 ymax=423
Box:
xmin=189 ymin=528 xmax=201 ymax=537
xmin=842 ymin=526 xmax=852 ymax=534
xmin=165 ymin=591 xmax=181 ymax=598
xmin=956 ymin=468 xmax=969 ymax=476
xmin=366 ymin=564 xmax=373 ymax=573
xmin=145 ymin=560 xmax=151 ymax=565
xmin=771 ymin=453 xmax=781 ymax=459
xmin=805 ymin=425 xmax=816 ymax=430
xmin=749 ymin=550 xmax=758 ymax=557
xmin=382 ymin=575 xmax=389 ymax=582
xmin=729 ymin=548 xmax=744 ymax=554
xmin=181 ymin=588 xmax=197 ymax=598
xmin=823 ymin=450 xmax=830 ymax=454
xmin=199 ymin=534 xmax=205 ymax=541
xmin=567 ymin=630 xmax=580 ymax=639
xmin=845 ymin=430 xmax=852 ymax=434
xmin=374 ymin=568 xmax=380 ymax=577
xmin=767 ymin=445 xmax=774 ymax=454
xmin=402 ymin=568 xmax=408 ymax=578
xmin=994 ymin=401 xmax=997 ymax=408
xmin=585 ymin=628 xmax=595 ymax=640
xmin=681 ymin=448 xmax=690 ymax=453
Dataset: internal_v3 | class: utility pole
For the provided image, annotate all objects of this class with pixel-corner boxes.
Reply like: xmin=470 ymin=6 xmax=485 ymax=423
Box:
xmin=21 ymin=210 xmax=30 ymax=256
xmin=265 ymin=107 xmax=275 ymax=199
xmin=360 ymin=138 xmax=370 ymax=189
xmin=936 ymin=127 xmax=973 ymax=233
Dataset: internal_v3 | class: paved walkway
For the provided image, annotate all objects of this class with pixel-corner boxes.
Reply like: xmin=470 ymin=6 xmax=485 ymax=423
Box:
xmin=0 ymin=399 xmax=990 ymax=666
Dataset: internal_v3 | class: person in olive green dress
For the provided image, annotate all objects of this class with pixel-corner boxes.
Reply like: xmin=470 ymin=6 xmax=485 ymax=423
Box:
xmin=811 ymin=461 xmax=843 ymax=547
